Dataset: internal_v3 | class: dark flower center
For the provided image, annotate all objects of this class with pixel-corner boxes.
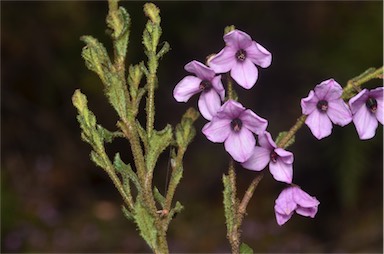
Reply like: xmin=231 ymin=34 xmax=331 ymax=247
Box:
xmin=366 ymin=97 xmax=377 ymax=113
xmin=231 ymin=118 xmax=242 ymax=132
xmin=316 ymin=100 xmax=328 ymax=112
xmin=235 ymin=49 xmax=247 ymax=62
xmin=199 ymin=80 xmax=212 ymax=92
xmin=270 ymin=151 xmax=278 ymax=163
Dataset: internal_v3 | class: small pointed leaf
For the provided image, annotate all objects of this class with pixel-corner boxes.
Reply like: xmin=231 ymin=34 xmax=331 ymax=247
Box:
xmin=113 ymin=153 xmax=141 ymax=191
xmin=146 ymin=124 xmax=173 ymax=172
xmin=134 ymin=201 xmax=157 ymax=249
xmin=240 ymin=243 xmax=254 ymax=254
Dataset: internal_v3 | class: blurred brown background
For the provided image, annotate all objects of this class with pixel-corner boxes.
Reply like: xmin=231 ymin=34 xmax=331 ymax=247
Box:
xmin=1 ymin=1 xmax=383 ymax=253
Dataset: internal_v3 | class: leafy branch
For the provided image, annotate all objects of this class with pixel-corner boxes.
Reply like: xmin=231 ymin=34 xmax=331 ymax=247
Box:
xmin=72 ymin=1 xmax=199 ymax=253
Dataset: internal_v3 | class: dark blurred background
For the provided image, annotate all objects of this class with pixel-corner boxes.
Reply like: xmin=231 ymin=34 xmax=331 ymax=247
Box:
xmin=1 ymin=1 xmax=383 ymax=253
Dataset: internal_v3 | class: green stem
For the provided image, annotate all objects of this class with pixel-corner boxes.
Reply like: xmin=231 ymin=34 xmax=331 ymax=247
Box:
xmin=227 ymin=73 xmax=235 ymax=101
xmin=227 ymin=160 xmax=240 ymax=254
xmin=227 ymin=167 xmax=264 ymax=254
xmin=342 ymin=66 xmax=384 ymax=100
xmin=164 ymin=147 xmax=185 ymax=216
xmin=99 ymin=148 xmax=135 ymax=210
xmin=237 ymin=173 xmax=264 ymax=226
xmin=277 ymin=115 xmax=307 ymax=148
xmin=118 ymin=119 xmax=157 ymax=211
xmin=146 ymin=72 xmax=156 ymax=138
xmin=154 ymin=234 xmax=169 ymax=254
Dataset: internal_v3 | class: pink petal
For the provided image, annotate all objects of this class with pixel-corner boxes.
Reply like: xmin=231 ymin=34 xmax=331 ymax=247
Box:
xmin=173 ymin=76 xmax=201 ymax=102
xmin=198 ymin=90 xmax=222 ymax=121
xmin=269 ymin=156 xmax=293 ymax=184
xmin=257 ymin=131 xmax=276 ymax=150
xmin=352 ymin=105 xmax=378 ymax=140
xmin=241 ymin=146 xmax=271 ymax=171
xmin=296 ymin=206 xmax=319 ymax=218
xmin=184 ymin=60 xmax=215 ymax=80
xmin=275 ymin=210 xmax=293 ymax=226
xmin=375 ymin=100 xmax=383 ymax=125
xmin=292 ymin=187 xmax=320 ymax=217
xmin=314 ymin=79 xmax=343 ymax=101
xmin=208 ymin=47 xmax=237 ymax=74
xmin=370 ymin=87 xmax=384 ymax=124
xmin=216 ymin=100 xmax=245 ymax=119
xmin=369 ymin=87 xmax=384 ymax=101
xmin=274 ymin=188 xmax=296 ymax=225
xmin=202 ymin=118 xmax=231 ymax=143
xmin=223 ymin=29 xmax=252 ymax=49
xmin=246 ymin=41 xmax=272 ymax=68
xmin=230 ymin=59 xmax=258 ymax=89
xmin=327 ymin=100 xmax=352 ymax=126
xmin=275 ymin=148 xmax=294 ymax=165
xmin=301 ymin=90 xmax=318 ymax=115
xmin=239 ymin=109 xmax=268 ymax=135
xmin=305 ymin=110 xmax=333 ymax=139
xmin=292 ymin=187 xmax=320 ymax=208
xmin=224 ymin=128 xmax=255 ymax=162
xmin=211 ymin=75 xmax=225 ymax=100
xmin=349 ymin=89 xmax=369 ymax=114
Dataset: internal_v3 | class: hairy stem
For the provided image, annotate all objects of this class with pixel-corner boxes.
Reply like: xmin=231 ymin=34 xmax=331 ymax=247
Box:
xmin=342 ymin=66 xmax=384 ymax=99
xmin=227 ymin=73 xmax=235 ymax=101
xmin=146 ymin=72 xmax=156 ymax=138
xmin=227 ymin=161 xmax=240 ymax=254
xmin=98 ymin=147 xmax=135 ymax=210
xmin=238 ymin=173 xmax=264 ymax=226
xmin=277 ymin=115 xmax=307 ymax=148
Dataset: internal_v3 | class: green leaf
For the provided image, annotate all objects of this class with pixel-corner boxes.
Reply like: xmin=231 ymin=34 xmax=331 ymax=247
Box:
xmin=97 ymin=125 xmax=123 ymax=143
xmin=72 ymin=90 xmax=120 ymax=149
xmin=104 ymin=71 xmax=129 ymax=120
xmin=153 ymin=186 xmax=165 ymax=207
xmin=173 ymin=201 xmax=183 ymax=214
xmin=143 ymin=3 xmax=161 ymax=24
xmin=134 ymin=201 xmax=157 ymax=249
xmin=128 ymin=63 xmax=144 ymax=99
xmin=80 ymin=37 xmax=128 ymax=120
xmin=156 ymin=41 xmax=170 ymax=59
xmin=113 ymin=153 xmax=140 ymax=191
xmin=122 ymin=205 xmax=134 ymax=221
xmin=146 ymin=125 xmax=173 ymax=172
xmin=275 ymin=131 xmax=295 ymax=149
xmin=90 ymin=150 xmax=107 ymax=169
xmin=169 ymin=150 xmax=183 ymax=187
xmin=80 ymin=36 xmax=112 ymax=85
xmin=240 ymin=242 xmax=254 ymax=254
xmin=72 ymin=90 xmax=102 ymax=149
xmin=136 ymin=120 xmax=149 ymax=151
xmin=167 ymin=201 xmax=184 ymax=226
xmin=106 ymin=6 xmax=131 ymax=60
xmin=224 ymin=25 xmax=236 ymax=35
xmin=175 ymin=108 xmax=200 ymax=148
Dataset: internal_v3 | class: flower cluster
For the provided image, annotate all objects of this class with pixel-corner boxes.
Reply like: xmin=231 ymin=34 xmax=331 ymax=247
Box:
xmin=174 ymin=29 xmax=272 ymax=163
xmin=174 ymin=29 xmax=382 ymax=226
xmin=301 ymin=79 xmax=383 ymax=140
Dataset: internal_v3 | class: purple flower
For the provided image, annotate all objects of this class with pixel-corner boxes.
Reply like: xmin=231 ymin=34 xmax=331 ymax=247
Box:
xmin=208 ymin=29 xmax=272 ymax=89
xmin=349 ymin=87 xmax=383 ymax=140
xmin=301 ymin=79 xmax=352 ymax=140
xmin=274 ymin=186 xmax=320 ymax=226
xmin=242 ymin=132 xmax=293 ymax=184
xmin=202 ymin=100 xmax=268 ymax=163
xmin=173 ymin=60 xmax=225 ymax=120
